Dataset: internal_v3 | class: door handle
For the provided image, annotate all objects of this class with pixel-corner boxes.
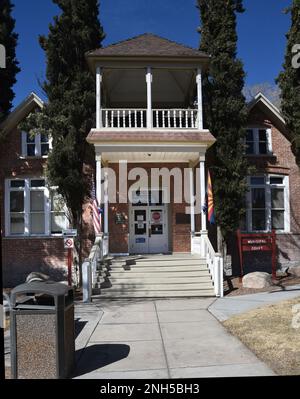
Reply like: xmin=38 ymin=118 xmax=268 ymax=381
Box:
xmin=149 ymin=227 xmax=151 ymax=238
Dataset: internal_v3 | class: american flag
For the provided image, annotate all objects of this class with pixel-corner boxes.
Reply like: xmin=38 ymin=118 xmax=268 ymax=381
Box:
xmin=91 ymin=176 xmax=102 ymax=235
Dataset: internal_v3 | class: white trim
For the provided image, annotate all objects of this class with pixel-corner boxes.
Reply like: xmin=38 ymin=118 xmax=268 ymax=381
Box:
xmin=196 ymin=68 xmax=203 ymax=130
xmin=5 ymin=177 xmax=68 ymax=238
xmin=246 ymin=174 xmax=290 ymax=233
xmin=96 ymin=156 xmax=102 ymax=211
xmin=199 ymin=156 xmax=206 ymax=231
xmin=284 ymin=175 xmax=291 ymax=233
xmin=248 ymin=92 xmax=285 ymax=125
xmin=96 ymin=66 xmax=102 ymax=129
xmin=104 ymin=170 xmax=109 ymax=234
xmin=21 ymin=132 xmax=52 ymax=159
xmin=246 ymin=127 xmax=272 ymax=156
xmin=146 ymin=67 xmax=153 ymax=129
xmin=189 ymin=167 xmax=195 ymax=234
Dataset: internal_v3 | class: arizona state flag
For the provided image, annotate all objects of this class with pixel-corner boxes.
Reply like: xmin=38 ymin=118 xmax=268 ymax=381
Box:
xmin=207 ymin=170 xmax=216 ymax=224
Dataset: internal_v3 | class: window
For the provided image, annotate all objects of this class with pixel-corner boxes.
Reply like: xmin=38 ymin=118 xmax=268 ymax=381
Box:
xmin=243 ymin=175 xmax=290 ymax=232
xmin=5 ymin=178 xmax=68 ymax=237
xmin=245 ymin=128 xmax=272 ymax=155
xmin=21 ymin=132 xmax=52 ymax=158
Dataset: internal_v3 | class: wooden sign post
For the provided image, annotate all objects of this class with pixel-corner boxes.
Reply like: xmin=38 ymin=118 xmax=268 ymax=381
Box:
xmin=237 ymin=230 xmax=277 ymax=281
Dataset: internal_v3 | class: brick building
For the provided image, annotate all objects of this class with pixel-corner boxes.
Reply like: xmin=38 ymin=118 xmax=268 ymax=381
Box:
xmin=1 ymin=34 xmax=300 ymax=292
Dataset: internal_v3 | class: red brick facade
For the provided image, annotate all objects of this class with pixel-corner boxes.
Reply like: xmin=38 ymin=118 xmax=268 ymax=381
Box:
xmin=1 ymin=94 xmax=300 ymax=287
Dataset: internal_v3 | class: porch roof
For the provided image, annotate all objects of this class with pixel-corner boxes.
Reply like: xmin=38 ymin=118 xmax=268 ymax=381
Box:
xmin=87 ymin=129 xmax=216 ymax=146
xmin=87 ymin=33 xmax=210 ymax=60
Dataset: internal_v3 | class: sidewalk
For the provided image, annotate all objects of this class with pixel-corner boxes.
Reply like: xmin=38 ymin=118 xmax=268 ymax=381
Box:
xmin=209 ymin=284 xmax=300 ymax=322
xmin=74 ymin=298 xmax=275 ymax=379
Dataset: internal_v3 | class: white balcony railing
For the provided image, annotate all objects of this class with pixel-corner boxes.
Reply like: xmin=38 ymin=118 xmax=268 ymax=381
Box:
xmin=101 ymin=108 xmax=199 ymax=129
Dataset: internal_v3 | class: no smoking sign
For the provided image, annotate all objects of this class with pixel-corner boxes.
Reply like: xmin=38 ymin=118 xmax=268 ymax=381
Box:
xmin=64 ymin=238 xmax=74 ymax=249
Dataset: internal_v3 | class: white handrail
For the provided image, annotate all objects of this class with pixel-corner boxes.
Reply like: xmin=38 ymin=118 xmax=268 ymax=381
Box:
xmin=202 ymin=234 xmax=224 ymax=297
xmin=82 ymin=236 xmax=104 ymax=302
xmin=192 ymin=233 xmax=224 ymax=297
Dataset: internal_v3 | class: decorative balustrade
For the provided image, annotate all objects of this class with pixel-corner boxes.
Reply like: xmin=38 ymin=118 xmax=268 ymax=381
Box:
xmin=101 ymin=108 xmax=199 ymax=129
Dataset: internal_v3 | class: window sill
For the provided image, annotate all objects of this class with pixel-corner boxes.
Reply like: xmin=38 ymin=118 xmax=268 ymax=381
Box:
xmin=240 ymin=230 xmax=290 ymax=235
xmin=19 ymin=156 xmax=49 ymax=160
xmin=246 ymin=154 xmax=276 ymax=159
xmin=4 ymin=235 xmax=65 ymax=240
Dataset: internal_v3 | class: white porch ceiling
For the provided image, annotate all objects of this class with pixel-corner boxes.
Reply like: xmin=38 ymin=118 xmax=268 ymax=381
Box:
xmin=102 ymin=152 xmax=200 ymax=163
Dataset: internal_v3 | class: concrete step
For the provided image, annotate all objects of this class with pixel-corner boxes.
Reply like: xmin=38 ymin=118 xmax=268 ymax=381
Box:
xmin=107 ymin=276 xmax=212 ymax=284
xmin=109 ymin=259 xmax=207 ymax=267
xmin=108 ymin=265 xmax=209 ymax=272
xmin=97 ymin=290 xmax=215 ymax=298
xmin=108 ymin=270 xmax=211 ymax=278
xmin=101 ymin=283 xmax=214 ymax=291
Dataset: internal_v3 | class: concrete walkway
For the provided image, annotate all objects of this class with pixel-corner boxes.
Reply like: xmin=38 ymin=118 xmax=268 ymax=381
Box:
xmin=209 ymin=284 xmax=300 ymax=322
xmin=74 ymin=298 xmax=275 ymax=379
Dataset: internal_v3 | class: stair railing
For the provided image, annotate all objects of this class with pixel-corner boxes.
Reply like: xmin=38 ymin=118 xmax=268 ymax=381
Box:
xmin=82 ymin=236 xmax=104 ymax=303
xmin=192 ymin=232 xmax=224 ymax=297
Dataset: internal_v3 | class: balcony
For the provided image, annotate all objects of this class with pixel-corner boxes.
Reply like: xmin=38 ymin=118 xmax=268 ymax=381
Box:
xmin=101 ymin=108 xmax=199 ymax=130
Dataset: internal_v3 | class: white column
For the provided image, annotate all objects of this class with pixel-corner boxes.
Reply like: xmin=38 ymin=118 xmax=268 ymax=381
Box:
xmin=200 ymin=155 xmax=207 ymax=232
xmin=189 ymin=165 xmax=195 ymax=234
xmin=196 ymin=68 xmax=203 ymax=130
xmin=104 ymin=169 xmax=109 ymax=235
xmin=96 ymin=66 xmax=102 ymax=129
xmin=96 ymin=154 xmax=102 ymax=214
xmin=146 ymin=67 xmax=153 ymax=129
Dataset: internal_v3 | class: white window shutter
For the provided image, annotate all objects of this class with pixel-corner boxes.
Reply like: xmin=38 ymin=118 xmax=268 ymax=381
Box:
xmin=266 ymin=128 xmax=273 ymax=154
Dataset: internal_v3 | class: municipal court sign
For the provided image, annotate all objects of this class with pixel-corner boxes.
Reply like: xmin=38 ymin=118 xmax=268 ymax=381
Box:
xmin=64 ymin=238 xmax=74 ymax=249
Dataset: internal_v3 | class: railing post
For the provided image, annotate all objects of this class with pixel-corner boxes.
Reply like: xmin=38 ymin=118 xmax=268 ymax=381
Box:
xmin=96 ymin=66 xmax=102 ymax=129
xmin=200 ymin=230 xmax=208 ymax=257
xmin=214 ymin=253 xmax=224 ymax=298
xmin=82 ymin=260 xmax=92 ymax=303
xmin=146 ymin=67 xmax=153 ymax=129
xmin=196 ymin=68 xmax=203 ymax=130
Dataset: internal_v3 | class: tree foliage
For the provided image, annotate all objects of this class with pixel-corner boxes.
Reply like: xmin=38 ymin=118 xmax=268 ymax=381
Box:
xmin=197 ymin=0 xmax=250 ymax=241
xmin=0 ymin=0 xmax=20 ymax=122
xmin=277 ymin=0 xmax=300 ymax=166
xmin=24 ymin=0 xmax=105 ymax=230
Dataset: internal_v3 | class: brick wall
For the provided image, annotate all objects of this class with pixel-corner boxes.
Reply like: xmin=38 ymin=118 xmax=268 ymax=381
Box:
xmin=2 ymin=238 xmax=67 ymax=287
xmin=227 ymin=107 xmax=300 ymax=273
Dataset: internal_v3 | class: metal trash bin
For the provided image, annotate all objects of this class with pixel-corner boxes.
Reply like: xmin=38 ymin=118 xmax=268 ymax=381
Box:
xmin=10 ymin=281 xmax=75 ymax=379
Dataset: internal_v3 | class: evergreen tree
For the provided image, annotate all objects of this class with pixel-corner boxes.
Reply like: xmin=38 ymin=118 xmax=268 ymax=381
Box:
xmin=277 ymin=1 xmax=300 ymax=166
xmin=24 ymin=0 xmax=105 ymax=259
xmin=0 ymin=0 xmax=20 ymax=122
xmin=197 ymin=0 xmax=250 ymax=244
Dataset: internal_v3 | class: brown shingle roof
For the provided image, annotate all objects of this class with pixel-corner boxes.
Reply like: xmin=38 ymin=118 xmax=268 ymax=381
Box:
xmin=87 ymin=33 xmax=210 ymax=59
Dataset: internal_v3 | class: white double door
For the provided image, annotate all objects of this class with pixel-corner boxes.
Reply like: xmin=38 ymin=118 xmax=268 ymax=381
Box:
xmin=130 ymin=205 xmax=168 ymax=254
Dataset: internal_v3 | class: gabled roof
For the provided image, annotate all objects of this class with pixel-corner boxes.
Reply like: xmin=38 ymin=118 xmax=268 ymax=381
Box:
xmin=87 ymin=33 xmax=210 ymax=60
xmin=248 ymin=92 xmax=287 ymax=137
xmin=0 ymin=92 xmax=44 ymax=135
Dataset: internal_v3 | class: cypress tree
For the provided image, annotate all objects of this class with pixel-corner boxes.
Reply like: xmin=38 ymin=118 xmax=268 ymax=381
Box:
xmin=0 ymin=0 xmax=20 ymax=122
xmin=197 ymin=0 xmax=250 ymax=245
xmin=277 ymin=1 xmax=300 ymax=166
xmin=24 ymin=0 xmax=105 ymax=260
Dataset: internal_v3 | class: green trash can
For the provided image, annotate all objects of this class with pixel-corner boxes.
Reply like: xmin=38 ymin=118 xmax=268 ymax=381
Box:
xmin=10 ymin=281 xmax=75 ymax=379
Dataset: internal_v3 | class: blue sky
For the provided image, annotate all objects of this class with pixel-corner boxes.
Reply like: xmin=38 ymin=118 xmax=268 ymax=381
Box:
xmin=12 ymin=0 xmax=291 ymax=107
